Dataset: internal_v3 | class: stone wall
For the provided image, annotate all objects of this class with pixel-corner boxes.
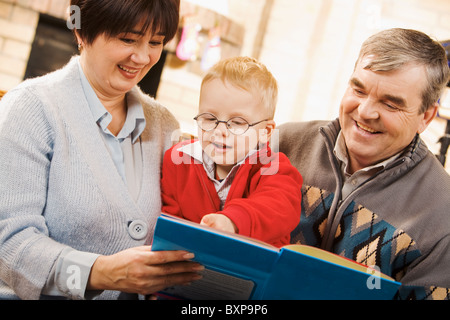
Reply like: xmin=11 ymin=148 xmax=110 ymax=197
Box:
xmin=0 ymin=0 xmax=68 ymax=89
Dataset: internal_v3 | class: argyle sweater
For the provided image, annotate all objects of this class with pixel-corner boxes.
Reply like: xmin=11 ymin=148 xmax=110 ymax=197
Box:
xmin=278 ymin=119 xmax=450 ymax=300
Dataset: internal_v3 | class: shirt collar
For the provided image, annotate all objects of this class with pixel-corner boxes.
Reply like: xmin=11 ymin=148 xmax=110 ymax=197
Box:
xmin=333 ymin=131 xmax=401 ymax=176
xmin=77 ymin=60 xmax=146 ymax=143
xmin=122 ymin=89 xmax=146 ymax=143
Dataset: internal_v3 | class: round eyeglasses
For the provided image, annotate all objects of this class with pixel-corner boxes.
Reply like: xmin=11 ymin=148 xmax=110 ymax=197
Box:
xmin=194 ymin=113 xmax=269 ymax=135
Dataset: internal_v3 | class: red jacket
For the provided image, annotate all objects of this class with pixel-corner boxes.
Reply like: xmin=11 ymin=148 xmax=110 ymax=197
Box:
xmin=161 ymin=140 xmax=302 ymax=247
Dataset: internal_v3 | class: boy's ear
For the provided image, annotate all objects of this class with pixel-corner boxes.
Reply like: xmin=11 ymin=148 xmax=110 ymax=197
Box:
xmin=259 ymin=120 xmax=276 ymax=144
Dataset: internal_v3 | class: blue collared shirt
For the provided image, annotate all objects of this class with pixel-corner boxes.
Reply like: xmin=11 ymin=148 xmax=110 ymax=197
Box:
xmin=78 ymin=61 xmax=146 ymax=200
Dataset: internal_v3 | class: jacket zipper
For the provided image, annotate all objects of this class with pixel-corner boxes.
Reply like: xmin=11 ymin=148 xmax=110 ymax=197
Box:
xmin=318 ymin=126 xmax=410 ymax=251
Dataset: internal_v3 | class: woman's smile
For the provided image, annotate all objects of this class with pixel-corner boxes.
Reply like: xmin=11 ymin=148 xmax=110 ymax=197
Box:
xmin=117 ymin=64 xmax=143 ymax=80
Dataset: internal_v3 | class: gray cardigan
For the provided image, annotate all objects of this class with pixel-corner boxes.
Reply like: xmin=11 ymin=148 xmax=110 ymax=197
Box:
xmin=0 ymin=56 xmax=179 ymax=299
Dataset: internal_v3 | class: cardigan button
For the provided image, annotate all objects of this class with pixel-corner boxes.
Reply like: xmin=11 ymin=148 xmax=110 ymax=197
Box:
xmin=128 ymin=220 xmax=148 ymax=240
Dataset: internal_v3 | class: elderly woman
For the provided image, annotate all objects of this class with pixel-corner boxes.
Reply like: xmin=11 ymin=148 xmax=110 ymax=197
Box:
xmin=0 ymin=0 xmax=202 ymax=300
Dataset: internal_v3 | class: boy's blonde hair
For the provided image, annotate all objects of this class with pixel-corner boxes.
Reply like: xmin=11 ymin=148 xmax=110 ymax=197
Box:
xmin=201 ymin=56 xmax=278 ymax=119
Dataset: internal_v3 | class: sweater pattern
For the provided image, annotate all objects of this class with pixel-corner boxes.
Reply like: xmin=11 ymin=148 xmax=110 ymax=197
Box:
xmin=291 ymin=184 xmax=449 ymax=300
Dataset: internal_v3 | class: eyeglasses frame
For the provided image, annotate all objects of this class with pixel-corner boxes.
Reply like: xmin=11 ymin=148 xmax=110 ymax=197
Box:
xmin=193 ymin=112 xmax=269 ymax=135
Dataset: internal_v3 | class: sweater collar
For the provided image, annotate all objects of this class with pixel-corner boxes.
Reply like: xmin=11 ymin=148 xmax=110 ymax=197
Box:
xmin=321 ymin=118 xmax=428 ymax=171
xmin=334 ymin=131 xmax=402 ymax=176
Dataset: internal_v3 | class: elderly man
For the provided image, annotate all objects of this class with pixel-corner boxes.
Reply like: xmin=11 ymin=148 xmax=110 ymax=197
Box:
xmin=278 ymin=28 xmax=450 ymax=300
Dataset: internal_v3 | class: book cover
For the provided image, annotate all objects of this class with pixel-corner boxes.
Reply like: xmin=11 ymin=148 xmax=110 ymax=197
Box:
xmin=151 ymin=214 xmax=401 ymax=300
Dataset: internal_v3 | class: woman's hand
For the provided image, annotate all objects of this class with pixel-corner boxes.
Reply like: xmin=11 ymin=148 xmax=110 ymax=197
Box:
xmin=87 ymin=246 xmax=203 ymax=295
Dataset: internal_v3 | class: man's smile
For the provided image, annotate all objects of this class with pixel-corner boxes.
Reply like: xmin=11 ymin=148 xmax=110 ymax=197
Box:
xmin=355 ymin=121 xmax=382 ymax=134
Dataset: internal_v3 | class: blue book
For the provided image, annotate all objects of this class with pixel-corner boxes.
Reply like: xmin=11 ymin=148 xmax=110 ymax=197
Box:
xmin=151 ymin=214 xmax=401 ymax=300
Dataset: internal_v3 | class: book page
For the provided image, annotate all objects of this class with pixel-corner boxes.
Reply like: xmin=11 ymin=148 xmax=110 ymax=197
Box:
xmin=283 ymin=244 xmax=395 ymax=281
xmin=161 ymin=268 xmax=255 ymax=300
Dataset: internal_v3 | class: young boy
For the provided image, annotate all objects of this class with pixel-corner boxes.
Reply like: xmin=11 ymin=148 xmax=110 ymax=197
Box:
xmin=161 ymin=56 xmax=302 ymax=247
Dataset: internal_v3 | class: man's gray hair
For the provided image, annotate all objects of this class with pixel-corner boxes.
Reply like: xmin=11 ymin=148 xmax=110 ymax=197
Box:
xmin=356 ymin=28 xmax=449 ymax=113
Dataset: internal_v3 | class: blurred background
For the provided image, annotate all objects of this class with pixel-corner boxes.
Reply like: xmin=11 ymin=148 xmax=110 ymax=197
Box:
xmin=1 ymin=0 xmax=449 ymax=171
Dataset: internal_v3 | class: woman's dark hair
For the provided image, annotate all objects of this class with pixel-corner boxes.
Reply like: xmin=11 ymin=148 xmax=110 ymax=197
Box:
xmin=70 ymin=0 xmax=180 ymax=45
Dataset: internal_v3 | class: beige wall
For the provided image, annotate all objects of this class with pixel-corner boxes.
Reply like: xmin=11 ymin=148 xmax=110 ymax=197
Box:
xmin=258 ymin=0 xmax=450 ymax=124
xmin=1 ymin=0 xmax=450 ymax=170
xmin=159 ymin=0 xmax=450 ymax=171
xmin=156 ymin=0 xmax=267 ymax=135
xmin=254 ymin=0 xmax=450 ymax=170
